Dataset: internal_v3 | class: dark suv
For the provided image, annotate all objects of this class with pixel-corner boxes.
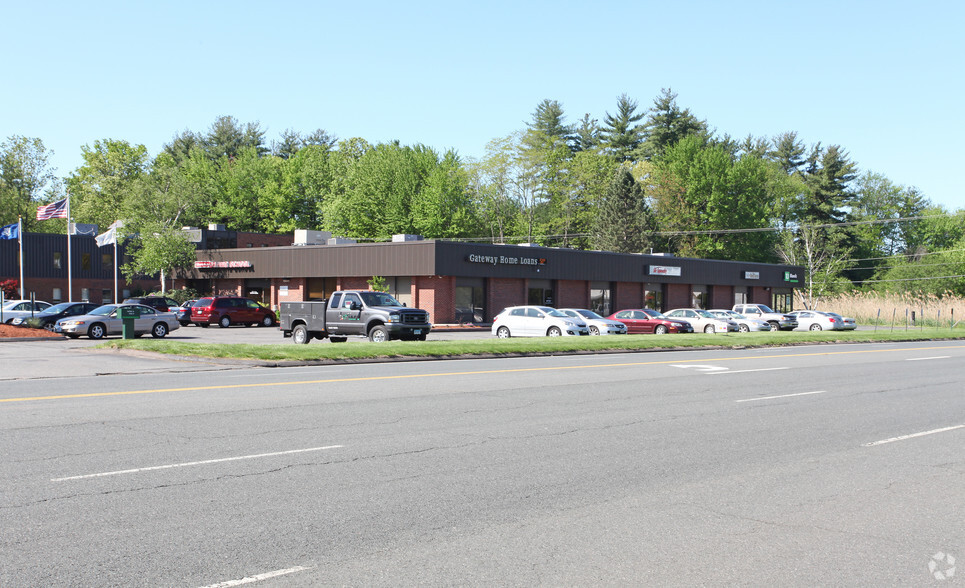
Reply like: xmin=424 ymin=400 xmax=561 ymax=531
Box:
xmin=123 ymin=296 xmax=180 ymax=312
xmin=191 ymin=296 xmax=277 ymax=328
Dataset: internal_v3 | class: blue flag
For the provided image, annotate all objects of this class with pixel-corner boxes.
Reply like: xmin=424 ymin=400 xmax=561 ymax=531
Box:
xmin=0 ymin=222 xmax=19 ymax=240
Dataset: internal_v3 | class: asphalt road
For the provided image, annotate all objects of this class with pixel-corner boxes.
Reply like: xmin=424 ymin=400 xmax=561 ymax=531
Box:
xmin=2 ymin=340 xmax=964 ymax=586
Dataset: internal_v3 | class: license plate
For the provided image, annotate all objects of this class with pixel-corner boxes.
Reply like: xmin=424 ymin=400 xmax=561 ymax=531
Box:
xmin=413 ymin=329 xmax=421 ymax=335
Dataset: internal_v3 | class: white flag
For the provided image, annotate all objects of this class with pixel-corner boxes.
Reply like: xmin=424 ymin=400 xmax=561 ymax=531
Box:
xmin=95 ymin=221 xmax=123 ymax=247
xmin=95 ymin=227 xmax=116 ymax=247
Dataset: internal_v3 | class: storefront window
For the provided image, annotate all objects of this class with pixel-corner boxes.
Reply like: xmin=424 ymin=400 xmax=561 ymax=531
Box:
xmin=692 ymin=285 xmax=708 ymax=309
xmin=384 ymin=277 xmax=412 ymax=307
xmin=455 ymin=278 xmax=485 ymax=323
xmin=734 ymin=286 xmax=747 ymax=306
xmin=772 ymin=290 xmax=793 ymax=312
xmin=528 ymin=279 xmax=554 ymax=307
xmin=590 ymin=281 xmax=611 ymax=316
xmin=645 ymin=287 xmax=663 ymax=311
xmin=307 ymin=277 xmax=336 ymax=301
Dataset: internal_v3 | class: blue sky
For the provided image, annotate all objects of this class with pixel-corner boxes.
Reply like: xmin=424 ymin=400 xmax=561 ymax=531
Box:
xmin=4 ymin=1 xmax=963 ymax=210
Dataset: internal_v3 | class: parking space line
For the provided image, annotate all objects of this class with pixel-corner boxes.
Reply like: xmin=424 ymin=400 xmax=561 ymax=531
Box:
xmin=736 ymin=390 xmax=825 ymax=403
xmin=52 ymin=445 xmax=343 ymax=482
xmin=198 ymin=566 xmax=311 ymax=587
xmin=863 ymin=425 xmax=965 ymax=447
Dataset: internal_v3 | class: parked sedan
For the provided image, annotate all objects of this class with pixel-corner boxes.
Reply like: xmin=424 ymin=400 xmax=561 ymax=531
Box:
xmin=708 ymin=309 xmax=772 ymax=332
xmin=786 ymin=310 xmax=846 ymax=331
xmin=558 ymin=308 xmax=627 ymax=335
xmin=1 ymin=299 xmax=52 ymax=323
xmin=56 ymin=303 xmax=180 ymax=339
xmin=12 ymin=302 xmax=101 ymax=331
xmin=492 ymin=306 xmax=589 ymax=338
xmin=174 ymin=299 xmax=198 ymax=326
xmin=607 ymin=308 xmax=694 ymax=334
xmin=822 ymin=312 xmax=857 ymax=330
xmin=664 ymin=308 xmax=739 ymax=333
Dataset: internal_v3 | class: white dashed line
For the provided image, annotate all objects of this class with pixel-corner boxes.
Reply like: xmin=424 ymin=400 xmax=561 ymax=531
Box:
xmin=709 ymin=367 xmax=789 ymax=375
xmin=863 ymin=425 xmax=965 ymax=447
xmin=736 ymin=390 xmax=825 ymax=403
xmin=905 ymin=356 xmax=951 ymax=361
xmin=199 ymin=566 xmax=311 ymax=587
xmin=52 ymin=445 xmax=343 ymax=481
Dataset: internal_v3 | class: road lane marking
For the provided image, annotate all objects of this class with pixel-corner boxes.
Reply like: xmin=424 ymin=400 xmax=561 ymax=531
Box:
xmin=709 ymin=367 xmax=788 ymax=375
xmin=51 ymin=445 xmax=343 ymax=482
xmin=670 ymin=364 xmax=729 ymax=372
xmin=736 ymin=390 xmax=825 ymax=403
xmin=199 ymin=566 xmax=311 ymax=587
xmin=905 ymin=356 xmax=951 ymax=361
xmin=863 ymin=425 xmax=965 ymax=447
xmin=5 ymin=343 xmax=964 ymax=404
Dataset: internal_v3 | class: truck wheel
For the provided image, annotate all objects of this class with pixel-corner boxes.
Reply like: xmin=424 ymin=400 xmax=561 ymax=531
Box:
xmin=768 ymin=321 xmax=780 ymax=331
xmin=329 ymin=336 xmax=348 ymax=343
xmin=292 ymin=324 xmax=310 ymax=344
xmin=368 ymin=325 xmax=389 ymax=342
xmin=416 ymin=334 xmax=427 ymax=341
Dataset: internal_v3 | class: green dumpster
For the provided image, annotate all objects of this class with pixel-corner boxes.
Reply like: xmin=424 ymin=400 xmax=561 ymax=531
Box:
xmin=119 ymin=306 xmax=138 ymax=339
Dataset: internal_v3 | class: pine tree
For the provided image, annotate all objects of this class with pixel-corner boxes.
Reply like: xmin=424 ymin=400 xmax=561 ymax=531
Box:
xmin=591 ymin=167 xmax=653 ymax=253
xmin=599 ymin=94 xmax=645 ymax=162
xmin=637 ymin=88 xmax=708 ymax=160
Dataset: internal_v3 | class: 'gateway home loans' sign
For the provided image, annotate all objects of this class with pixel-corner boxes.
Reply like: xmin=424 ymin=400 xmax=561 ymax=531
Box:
xmin=467 ymin=253 xmax=546 ymax=266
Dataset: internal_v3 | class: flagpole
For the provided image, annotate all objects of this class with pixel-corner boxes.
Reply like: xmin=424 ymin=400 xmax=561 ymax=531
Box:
xmin=66 ymin=193 xmax=73 ymax=302
xmin=18 ymin=216 xmax=24 ymax=299
xmin=113 ymin=232 xmax=119 ymax=303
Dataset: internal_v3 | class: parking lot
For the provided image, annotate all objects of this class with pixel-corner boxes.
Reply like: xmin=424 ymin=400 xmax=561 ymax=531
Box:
xmin=43 ymin=322 xmax=492 ymax=348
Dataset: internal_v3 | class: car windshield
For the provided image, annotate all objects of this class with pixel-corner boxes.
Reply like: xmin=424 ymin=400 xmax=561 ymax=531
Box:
xmin=38 ymin=303 xmax=75 ymax=315
xmin=577 ymin=310 xmax=603 ymax=319
xmin=642 ymin=309 xmax=668 ymax=319
xmin=89 ymin=305 xmax=120 ymax=316
xmin=359 ymin=292 xmax=403 ymax=307
xmin=545 ymin=309 xmax=569 ymax=318
xmin=695 ymin=310 xmax=716 ymax=318
xmin=756 ymin=305 xmax=776 ymax=313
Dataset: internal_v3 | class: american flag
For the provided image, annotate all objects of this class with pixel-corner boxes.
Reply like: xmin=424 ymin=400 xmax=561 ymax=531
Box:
xmin=36 ymin=198 xmax=68 ymax=220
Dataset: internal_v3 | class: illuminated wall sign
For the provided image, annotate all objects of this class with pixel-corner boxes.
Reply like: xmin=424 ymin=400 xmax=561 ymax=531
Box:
xmin=649 ymin=265 xmax=682 ymax=277
xmin=195 ymin=260 xmax=253 ymax=269
xmin=744 ymin=271 xmax=760 ymax=280
xmin=467 ymin=254 xmax=546 ymax=267
xmin=784 ymin=271 xmax=799 ymax=283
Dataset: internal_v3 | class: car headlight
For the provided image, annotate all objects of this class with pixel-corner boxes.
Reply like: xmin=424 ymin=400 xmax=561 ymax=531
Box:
xmin=60 ymin=320 xmax=82 ymax=327
xmin=388 ymin=313 xmax=400 ymax=323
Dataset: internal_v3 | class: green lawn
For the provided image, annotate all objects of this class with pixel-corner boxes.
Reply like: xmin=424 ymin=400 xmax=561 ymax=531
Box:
xmin=103 ymin=328 xmax=965 ymax=362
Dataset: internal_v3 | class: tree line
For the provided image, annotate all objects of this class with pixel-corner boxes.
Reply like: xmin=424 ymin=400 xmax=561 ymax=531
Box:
xmin=2 ymin=89 xmax=963 ymax=304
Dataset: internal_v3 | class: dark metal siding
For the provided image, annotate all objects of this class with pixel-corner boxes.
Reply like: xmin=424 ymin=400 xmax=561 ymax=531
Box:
xmin=1 ymin=233 xmax=127 ymax=279
xmin=434 ymin=242 xmax=803 ymax=287
xmin=185 ymin=241 xmax=438 ymax=279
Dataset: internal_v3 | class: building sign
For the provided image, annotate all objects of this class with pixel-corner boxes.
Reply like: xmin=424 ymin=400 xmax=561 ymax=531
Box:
xmin=784 ymin=271 xmax=799 ymax=283
xmin=649 ymin=265 xmax=682 ymax=277
xmin=744 ymin=271 xmax=760 ymax=280
xmin=195 ymin=260 xmax=253 ymax=269
xmin=467 ymin=254 xmax=546 ymax=267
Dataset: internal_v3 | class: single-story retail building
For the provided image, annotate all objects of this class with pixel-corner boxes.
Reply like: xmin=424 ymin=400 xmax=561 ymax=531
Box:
xmin=180 ymin=234 xmax=806 ymax=324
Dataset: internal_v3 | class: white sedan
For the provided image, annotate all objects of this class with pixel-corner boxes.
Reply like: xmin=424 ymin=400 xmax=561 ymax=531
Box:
xmin=56 ymin=303 xmax=180 ymax=339
xmin=1 ymin=299 xmax=52 ymax=324
xmin=664 ymin=308 xmax=739 ymax=333
xmin=492 ymin=306 xmax=589 ymax=338
xmin=558 ymin=308 xmax=627 ymax=335
xmin=786 ymin=310 xmax=847 ymax=331
xmin=708 ymin=309 xmax=772 ymax=332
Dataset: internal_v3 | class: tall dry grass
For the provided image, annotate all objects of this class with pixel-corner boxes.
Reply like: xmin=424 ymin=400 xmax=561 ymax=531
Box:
xmin=818 ymin=291 xmax=963 ymax=327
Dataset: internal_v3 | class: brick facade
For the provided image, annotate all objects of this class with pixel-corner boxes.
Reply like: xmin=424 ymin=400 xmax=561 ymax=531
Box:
xmin=665 ymin=283 xmax=692 ymax=309
xmin=556 ymin=280 xmax=589 ymax=309
xmin=709 ymin=285 xmax=733 ymax=310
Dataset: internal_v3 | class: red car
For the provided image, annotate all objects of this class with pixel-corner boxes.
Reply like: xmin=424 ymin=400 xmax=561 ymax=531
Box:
xmin=607 ymin=308 xmax=695 ymax=334
xmin=191 ymin=296 xmax=277 ymax=328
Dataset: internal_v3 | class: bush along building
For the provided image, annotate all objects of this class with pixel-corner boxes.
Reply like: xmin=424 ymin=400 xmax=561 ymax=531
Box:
xmin=179 ymin=229 xmax=806 ymax=324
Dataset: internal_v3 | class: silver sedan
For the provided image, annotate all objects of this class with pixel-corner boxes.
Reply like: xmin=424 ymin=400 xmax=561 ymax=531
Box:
xmin=709 ymin=309 xmax=772 ymax=332
xmin=56 ymin=304 xmax=180 ymax=339
xmin=558 ymin=309 xmax=627 ymax=335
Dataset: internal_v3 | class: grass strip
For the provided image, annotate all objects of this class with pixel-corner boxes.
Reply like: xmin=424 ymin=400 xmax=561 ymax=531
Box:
xmin=101 ymin=328 xmax=965 ymax=362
